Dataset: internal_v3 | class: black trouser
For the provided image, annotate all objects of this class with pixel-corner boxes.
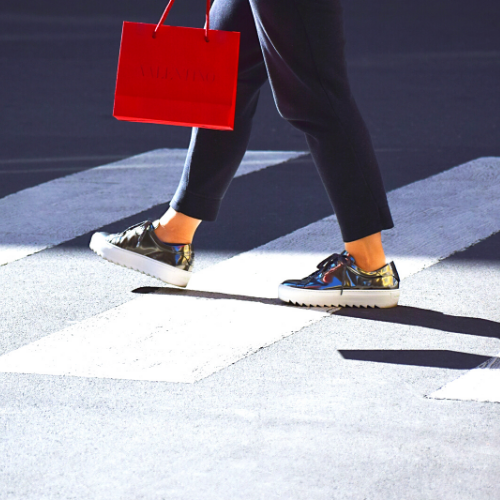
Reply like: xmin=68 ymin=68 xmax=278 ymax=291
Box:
xmin=170 ymin=0 xmax=394 ymax=243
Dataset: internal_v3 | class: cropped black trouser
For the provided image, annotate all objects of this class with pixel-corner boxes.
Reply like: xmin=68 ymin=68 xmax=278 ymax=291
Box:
xmin=170 ymin=0 xmax=394 ymax=243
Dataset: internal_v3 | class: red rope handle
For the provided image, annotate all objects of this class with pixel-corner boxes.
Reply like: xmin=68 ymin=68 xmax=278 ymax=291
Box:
xmin=205 ymin=0 xmax=210 ymax=41
xmin=153 ymin=0 xmax=211 ymax=42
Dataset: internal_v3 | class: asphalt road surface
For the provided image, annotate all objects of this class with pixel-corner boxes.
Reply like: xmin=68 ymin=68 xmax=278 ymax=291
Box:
xmin=1 ymin=1 xmax=499 ymax=499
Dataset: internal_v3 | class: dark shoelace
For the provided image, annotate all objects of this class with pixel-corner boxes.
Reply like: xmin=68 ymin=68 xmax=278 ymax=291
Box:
xmin=115 ymin=221 xmax=152 ymax=247
xmin=316 ymin=252 xmax=350 ymax=271
xmin=301 ymin=252 xmax=349 ymax=280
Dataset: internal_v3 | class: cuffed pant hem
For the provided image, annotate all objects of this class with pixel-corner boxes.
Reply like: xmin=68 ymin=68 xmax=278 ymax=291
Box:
xmin=341 ymin=207 xmax=395 ymax=243
xmin=342 ymin=222 xmax=394 ymax=244
xmin=170 ymin=189 xmax=222 ymax=222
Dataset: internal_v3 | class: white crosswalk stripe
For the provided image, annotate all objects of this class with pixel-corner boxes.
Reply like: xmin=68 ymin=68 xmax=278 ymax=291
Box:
xmin=0 ymin=154 xmax=499 ymax=387
xmin=430 ymin=354 xmax=500 ymax=403
xmin=0 ymin=149 xmax=305 ymax=266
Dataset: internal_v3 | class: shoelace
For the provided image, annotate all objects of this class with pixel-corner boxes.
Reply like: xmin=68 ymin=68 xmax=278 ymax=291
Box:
xmin=301 ymin=252 xmax=350 ymax=280
xmin=316 ymin=252 xmax=351 ymax=271
xmin=116 ymin=221 xmax=152 ymax=247
xmin=317 ymin=253 xmax=392 ymax=278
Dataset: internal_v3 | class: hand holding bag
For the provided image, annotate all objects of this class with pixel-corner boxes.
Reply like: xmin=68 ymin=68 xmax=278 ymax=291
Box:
xmin=113 ymin=0 xmax=240 ymax=130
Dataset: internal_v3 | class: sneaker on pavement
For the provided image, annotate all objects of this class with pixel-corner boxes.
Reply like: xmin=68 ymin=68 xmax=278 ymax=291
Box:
xmin=89 ymin=221 xmax=194 ymax=287
xmin=278 ymin=251 xmax=400 ymax=308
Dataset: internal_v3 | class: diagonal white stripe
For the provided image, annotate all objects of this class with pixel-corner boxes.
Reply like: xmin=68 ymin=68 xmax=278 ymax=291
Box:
xmin=429 ymin=355 xmax=500 ymax=403
xmin=0 ymin=294 xmax=325 ymax=383
xmin=0 ymin=157 xmax=499 ymax=383
xmin=0 ymin=149 xmax=305 ymax=267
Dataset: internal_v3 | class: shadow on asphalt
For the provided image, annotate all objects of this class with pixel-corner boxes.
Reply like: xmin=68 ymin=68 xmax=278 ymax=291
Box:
xmin=335 ymin=306 xmax=500 ymax=340
xmin=338 ymin=349 xmax=492 ymax=370
xmin=132 ymin=285 xmax=284 ymax=307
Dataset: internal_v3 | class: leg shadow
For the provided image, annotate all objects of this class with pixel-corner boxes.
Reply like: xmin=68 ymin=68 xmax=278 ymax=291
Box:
xmin=335 ymin=306 xmax=500 ymax=340
xmin=338 ymin=349 xmax=492 ymax=369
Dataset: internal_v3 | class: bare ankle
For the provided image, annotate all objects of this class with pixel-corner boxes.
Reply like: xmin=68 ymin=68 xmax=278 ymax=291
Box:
xmin=344 ymin=232 xmax=386 ymax=272
xmin=154 ymin=208 xmax=201 ymax=245
xmin=350 ymin=255 xmax=386 ymax=272
xmin=154 ymin=226 xmax=193 ymax=245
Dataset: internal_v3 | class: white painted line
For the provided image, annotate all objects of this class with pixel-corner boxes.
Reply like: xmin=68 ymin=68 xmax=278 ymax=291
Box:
xmin=0 ymin=157 xmax=499 ymax=383
xmin=429 ymin=355 xmax=500 ymax=403
xmin=0 ymin=149 xmax=305 ymax=267
xmin=0 ymin=295 xmax=324 ymax=383
xmin=0 ymin=154 xmax=126 ymax=165
xmin=0 ymin=34 xmax=117 ymax=42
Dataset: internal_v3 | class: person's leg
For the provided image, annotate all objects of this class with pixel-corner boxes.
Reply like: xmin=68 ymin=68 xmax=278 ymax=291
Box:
xmin=247 ymin=0 xmax=393 ymax=271
xmin=234 ymin=0 xmax=399 ymax=306
xmin=89 ymin=0 xmax=267 ymax=286
xmin=155 ymin=0 xmax=268 ymax=245
xmin=90 ymin=0 xmax=399 ymax=303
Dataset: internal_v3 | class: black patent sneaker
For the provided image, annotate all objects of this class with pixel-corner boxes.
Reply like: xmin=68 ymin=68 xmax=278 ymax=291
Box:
xmin=89 ymin=221 xmax=194 ymax=287
xmin=278 ymin=251 xmax=400 ymax=308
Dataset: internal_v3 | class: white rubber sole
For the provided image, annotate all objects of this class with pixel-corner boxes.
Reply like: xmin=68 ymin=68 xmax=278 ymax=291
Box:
xmin=278 ymin=284 xmax=400 ymax=308
xmin=89 ymin=232 xmax=192 ymax=288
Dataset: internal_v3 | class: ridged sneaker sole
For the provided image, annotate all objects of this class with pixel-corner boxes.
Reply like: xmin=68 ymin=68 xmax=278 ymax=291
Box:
xmin=278 ymin=284 xmax=400 ymax=308
xmin=89 ymin=232 xmax=192 ymax=288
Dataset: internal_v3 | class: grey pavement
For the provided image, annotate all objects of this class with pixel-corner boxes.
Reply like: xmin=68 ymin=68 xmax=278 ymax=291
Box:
xmin=1 ymin=1 xmax=500 ymax=499
xmin=1 ymin=236 xmax=499 ymax=500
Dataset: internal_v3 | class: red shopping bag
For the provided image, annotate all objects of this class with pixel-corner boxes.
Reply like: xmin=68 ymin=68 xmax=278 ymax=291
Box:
xmin=113 ymin=0 xmax=240 ymax=130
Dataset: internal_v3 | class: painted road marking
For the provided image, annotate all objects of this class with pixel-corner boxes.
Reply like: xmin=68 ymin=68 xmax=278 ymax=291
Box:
xmin=429 ymin=354 xmax=500 ymax=403
xmin=0 ymin=149 xmax=305 ymax=267
xmin=0 ymin=294 xmax=323 ymax=383
xmin=0 ymin=157 xmax=499 ymax=383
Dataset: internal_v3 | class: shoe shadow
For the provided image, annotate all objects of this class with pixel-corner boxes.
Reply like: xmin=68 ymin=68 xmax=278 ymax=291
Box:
xmin=132 ymin=286 xmax=285 ymax=307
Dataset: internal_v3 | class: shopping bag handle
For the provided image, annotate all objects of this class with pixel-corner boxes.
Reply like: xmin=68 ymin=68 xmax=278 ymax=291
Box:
xmin=153 ymin=0 xmax=211 ymax=42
